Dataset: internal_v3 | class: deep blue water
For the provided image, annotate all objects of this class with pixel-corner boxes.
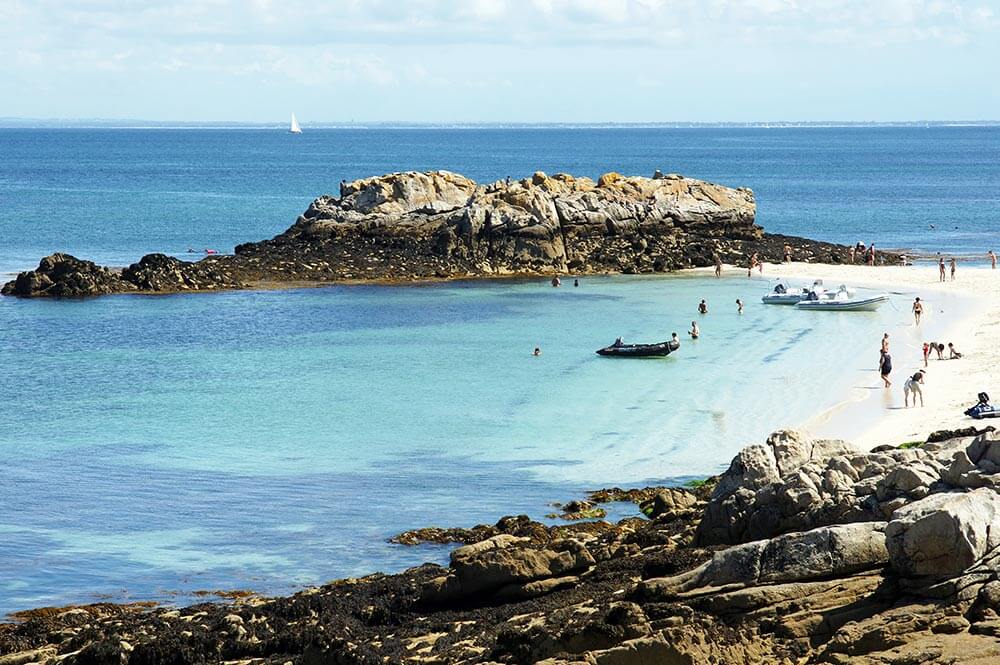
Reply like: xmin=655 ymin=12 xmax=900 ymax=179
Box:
xmin=0 ymin=127 xmax=992 ymax=615
xmin=2 ymin=127 xmax=1000 ymax=274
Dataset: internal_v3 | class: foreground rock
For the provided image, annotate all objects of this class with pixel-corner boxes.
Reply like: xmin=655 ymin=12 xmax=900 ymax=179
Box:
xmin=3 ymin=170 xmax=893 ymax=297
xmin=11 ymin=429 xmax=1000 ymax=663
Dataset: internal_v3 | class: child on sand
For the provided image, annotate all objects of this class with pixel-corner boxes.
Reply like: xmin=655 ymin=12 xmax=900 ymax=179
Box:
xmin=948 ymin=343 xmax=963 ymax=359
xmin=922 ymin=342 xmax=930 ymax=368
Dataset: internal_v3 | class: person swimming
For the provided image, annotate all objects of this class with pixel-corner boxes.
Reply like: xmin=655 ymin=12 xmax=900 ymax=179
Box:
xmin=533 ymin=347 xmax=541 ymax=356
xmin=551 ymin=275 xmax=561 ymax=287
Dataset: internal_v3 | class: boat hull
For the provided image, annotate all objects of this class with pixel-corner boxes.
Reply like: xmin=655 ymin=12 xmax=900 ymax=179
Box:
xmin=596 ymin=340 xmax=680 ymax=357
xmin=761 ymin=294 xmax=804 ymax=305
xmin=794 ymin=295 xmax=889 ymax=312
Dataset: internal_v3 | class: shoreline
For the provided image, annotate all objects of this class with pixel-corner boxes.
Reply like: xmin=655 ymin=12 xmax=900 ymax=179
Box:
xmin=734 ymin=261 xmax=997 ymax=450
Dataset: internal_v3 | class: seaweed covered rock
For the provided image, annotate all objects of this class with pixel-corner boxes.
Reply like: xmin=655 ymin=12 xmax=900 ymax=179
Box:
xmin=1 ymin=253 xmax=134 ymax=297
xmin=121 ymin=254 xmax=246 ymax=291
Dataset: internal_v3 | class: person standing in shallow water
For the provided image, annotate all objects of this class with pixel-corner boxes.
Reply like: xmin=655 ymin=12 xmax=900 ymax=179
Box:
xmin=698 ymin=299 xmax=708 ymax=314
xmin=879 ymin=351 xmax=892 ymax=388
xmin=688 ymin=321 xmax=699 ymax=339
xmin=879 ymin=333 xmax=889 ymax=367
xmin=736 ymin=298 xmax=744 ymax=314
xmin=912 ymin=297 xmax=923 ymax=325
xmin=990 ymin=250 xmax=997 ymax=269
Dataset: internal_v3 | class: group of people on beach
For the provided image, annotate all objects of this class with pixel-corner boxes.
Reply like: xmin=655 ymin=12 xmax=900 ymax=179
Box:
xmin=848 ymin=241 xmax=878 ymax=265
xmin=712 ymin=247 xmax=794 ymax=280
xmin=878 ymin=334 xmax=927 ymax=407
xmin=937 ymin=255 xmax=957 ymax=282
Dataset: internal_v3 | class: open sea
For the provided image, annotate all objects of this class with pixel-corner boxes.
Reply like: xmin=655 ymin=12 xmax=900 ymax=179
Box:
xmin=0 ymin=126 xmax=996 ymax=614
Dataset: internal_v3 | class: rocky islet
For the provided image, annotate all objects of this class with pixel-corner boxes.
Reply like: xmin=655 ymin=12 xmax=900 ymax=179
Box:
xmin=2 ymin=169 xmax=888 ymax=297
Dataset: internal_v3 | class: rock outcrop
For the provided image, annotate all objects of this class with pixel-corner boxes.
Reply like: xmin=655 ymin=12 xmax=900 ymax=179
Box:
xmin=3 ymin=170 xmax=891 ymax=298
xmin=13 ymin=428 xmax=1000 ymax=664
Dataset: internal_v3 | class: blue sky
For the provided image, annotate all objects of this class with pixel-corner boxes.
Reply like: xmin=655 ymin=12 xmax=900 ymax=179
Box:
xmin=2 ymin=0 xmax=999 ymax=122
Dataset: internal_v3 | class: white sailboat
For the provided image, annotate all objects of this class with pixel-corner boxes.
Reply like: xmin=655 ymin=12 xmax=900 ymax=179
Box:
xmin=289 ymin=113 xmax=302 ymax=134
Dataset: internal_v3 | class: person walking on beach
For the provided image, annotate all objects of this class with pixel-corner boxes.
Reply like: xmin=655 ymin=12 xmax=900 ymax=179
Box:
xmin=879 ymin=351 xmax=892 ymax=388
xmin=688 ymin=321 xmax=700 ymax=339
xmin=736 ymin=298 xmax=744 ymax=314
xmin=904 ymin=370 xmax=925 ymax=407
xmin=880 ymin=333 xmax=890 ymax=359
xmin=698 ymin=299 xmax=708 ymax=314
xmin=950 ymin=258 xmax=957 ymax=281
xmin=939 ymin=257 xmax=946 ymax=282
xmin=912 ymin=297 xmax=923 ymax=325
xmin=990 ymin=250 xmax=997 ymax=269
xmin=714 ymin=255 xmax=722 ymax=278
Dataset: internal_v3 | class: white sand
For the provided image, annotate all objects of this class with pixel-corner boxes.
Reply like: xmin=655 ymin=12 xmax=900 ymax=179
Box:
xmin=732 ymin=261 xmax=999 ymax=449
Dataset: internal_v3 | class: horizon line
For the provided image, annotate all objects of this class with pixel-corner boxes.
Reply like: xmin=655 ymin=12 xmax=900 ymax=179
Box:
xmin=3 ymin=118 xmax=1000 ymax=129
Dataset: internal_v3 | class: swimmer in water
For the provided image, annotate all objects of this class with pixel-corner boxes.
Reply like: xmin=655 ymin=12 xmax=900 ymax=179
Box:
xmin=688 ymin=321 xmax=699 ymax=339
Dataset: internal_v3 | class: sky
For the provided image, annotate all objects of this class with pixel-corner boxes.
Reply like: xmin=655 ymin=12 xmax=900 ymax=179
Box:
xmin=1 ymin=0 xmax=999 ymax=123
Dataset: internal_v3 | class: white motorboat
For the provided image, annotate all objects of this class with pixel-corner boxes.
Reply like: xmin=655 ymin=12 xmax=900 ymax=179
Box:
xmin=795 ymin=286 xmax=888 ymax=312
xmin=761 ymin=279 xmax=829 ymax=305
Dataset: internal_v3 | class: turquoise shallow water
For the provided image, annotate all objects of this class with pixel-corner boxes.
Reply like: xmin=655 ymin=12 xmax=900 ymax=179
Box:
xmin=0 ymin=273 xmax=950 ymax=613
xmin=1 ymin=125 xmax=992 ymax=614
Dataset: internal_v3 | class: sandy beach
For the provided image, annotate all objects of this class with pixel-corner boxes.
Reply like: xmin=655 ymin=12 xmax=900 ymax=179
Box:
xmin=733 ymin=260 xmax=999 ymax=449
